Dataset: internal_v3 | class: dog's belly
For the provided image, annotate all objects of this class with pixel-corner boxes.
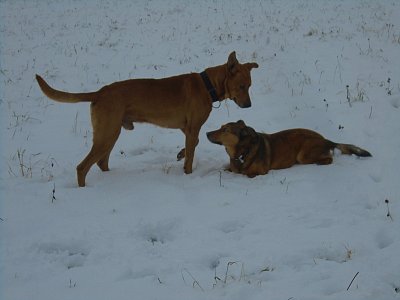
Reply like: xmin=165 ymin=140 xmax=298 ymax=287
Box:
xmin=129 ymin=112 xmax=185 ymax=129
xmin=270 ymin=159 xmax=297 ymax=170
xmin=147 ymin=117 xmax=184 ymax=129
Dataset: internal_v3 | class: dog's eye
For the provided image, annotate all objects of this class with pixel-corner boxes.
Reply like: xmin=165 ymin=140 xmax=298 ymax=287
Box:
xmin=222 ymin=127 xmax=228 ymax=133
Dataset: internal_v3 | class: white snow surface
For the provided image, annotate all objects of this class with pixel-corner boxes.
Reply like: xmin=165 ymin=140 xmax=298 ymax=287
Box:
xmin=1 ymin=1 xmax=400 ymax=299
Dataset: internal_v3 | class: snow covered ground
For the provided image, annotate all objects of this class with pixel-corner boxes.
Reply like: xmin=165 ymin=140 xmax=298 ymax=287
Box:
xmin=1 ymin=1 xmax=399 ymax=299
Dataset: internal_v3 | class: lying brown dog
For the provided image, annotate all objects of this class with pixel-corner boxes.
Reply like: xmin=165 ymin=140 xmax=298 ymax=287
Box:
xmin=36 ymin=52 xmax=258 ymax=186
xmin=207 ymin=120 xmax=371 ymax=177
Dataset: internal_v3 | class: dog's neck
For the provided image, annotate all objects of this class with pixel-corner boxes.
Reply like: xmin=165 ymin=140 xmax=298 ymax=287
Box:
xmin=202 ymin=65 xmax=229 ymax=102
xmin=233 ymin=133 xmax=267 ymax=171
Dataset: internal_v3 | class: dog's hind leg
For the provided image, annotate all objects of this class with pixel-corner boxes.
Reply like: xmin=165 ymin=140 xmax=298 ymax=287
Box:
xmin=76 ymin=104 xmax=123 ymax=186
xmin=77 ymin=147 xmax=102 ymax=187
xmin=96 ymin=130 xmax=121 ymax=172
xmin=97 ymin=152 xmax=111 ymax=172
xmin=77 ymin=127 xmax=121 ymax=187
xmin=297 ymin=140 xmax=333 ymax=165
xmin=97 ymin=119 xmax=126 ymax=172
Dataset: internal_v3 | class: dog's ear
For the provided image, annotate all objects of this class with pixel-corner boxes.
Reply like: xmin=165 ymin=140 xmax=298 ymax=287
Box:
xmin=237 ymin=120 xmax=246 ymax=126
xmin=240 ymin=125 xmax=257 ymax=140
xmin=245 ymin=63 xmax=259 ymax=71
xmin=240 ymin=127 xmax=252 ymax=139
xmin=227 ymin=51 xmax=239 ymax=74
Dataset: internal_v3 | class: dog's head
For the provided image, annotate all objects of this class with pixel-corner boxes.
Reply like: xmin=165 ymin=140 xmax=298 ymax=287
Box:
xmin=207 ymin=120 xmax=257 ymax=158
xmin=225 ymin=52 xmax=258 ymax=108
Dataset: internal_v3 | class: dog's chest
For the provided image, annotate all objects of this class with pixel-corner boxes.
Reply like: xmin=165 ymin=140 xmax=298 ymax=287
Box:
xmin=225 ymin=146 xmax=238 ymax=159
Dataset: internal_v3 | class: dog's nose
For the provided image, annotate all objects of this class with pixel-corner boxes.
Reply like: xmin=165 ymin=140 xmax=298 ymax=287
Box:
xmin=241 ymin=102 xmax=251 ymax=108
xmin=206 ymin=131 xmax=218 ymax=143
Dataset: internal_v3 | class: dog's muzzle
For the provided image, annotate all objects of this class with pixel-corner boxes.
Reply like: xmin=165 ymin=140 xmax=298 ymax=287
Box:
xmin=206 ymin=132 xmax=221 ymax=145
xmin=236 ymin=97 xmax=252 ymax=108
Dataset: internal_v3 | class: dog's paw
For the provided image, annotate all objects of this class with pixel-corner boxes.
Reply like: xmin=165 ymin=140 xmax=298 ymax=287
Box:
xmin=176 ymin=148 xmax=185 ymax=161
xmin=246 ymin=173 xmax=257 ymax=178
xmin=122 ymin=122 xmax=134 ymax=130
xmin=224 ymin=166 xmax=232 ymax=172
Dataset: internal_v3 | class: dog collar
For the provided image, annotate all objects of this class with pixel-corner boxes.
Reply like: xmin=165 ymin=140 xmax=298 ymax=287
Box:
xmin=200 ymin=71 xmax=219 ymax=103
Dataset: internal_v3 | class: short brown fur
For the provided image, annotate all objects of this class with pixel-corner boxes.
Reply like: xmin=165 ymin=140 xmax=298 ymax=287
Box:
xmin=36 ymin=52 xmax=258 ymax=186
xmin=207 ymin=120 xmax=371 ymax=178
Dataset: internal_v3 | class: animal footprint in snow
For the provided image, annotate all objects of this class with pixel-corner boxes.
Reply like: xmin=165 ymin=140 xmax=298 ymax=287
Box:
xmin=135 ymin=218 xmax=181 ymax=244
xmin=36 ymin=240 xmax=90 ymax=269
xmin=215 ymin=220 xmax=247 ymax=234
xmin=390 ymin=97 xmax=400 ymax=109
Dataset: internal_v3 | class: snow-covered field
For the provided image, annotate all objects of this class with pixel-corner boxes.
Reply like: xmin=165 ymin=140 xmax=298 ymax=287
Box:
xmin=1 ymin=1 xmax=399 ymax=299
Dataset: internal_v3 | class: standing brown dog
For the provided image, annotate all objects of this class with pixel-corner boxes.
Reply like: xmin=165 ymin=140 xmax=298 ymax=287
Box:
xmin=207 ymin=120 xmax=371 ymax=178
xmin=36 ymin=52 xmax=258 ymax=186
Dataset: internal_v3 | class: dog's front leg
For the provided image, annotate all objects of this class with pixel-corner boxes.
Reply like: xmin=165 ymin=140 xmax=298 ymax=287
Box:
xmin=176 ymin=129 xmax=187 ymax=162
xmin=229 ymin=158 xmax=242 ymax=174
xmin=177 ymin=129 xmax=199 ymax=162
xmin=183 ymin=128 xmax=200 ymax=174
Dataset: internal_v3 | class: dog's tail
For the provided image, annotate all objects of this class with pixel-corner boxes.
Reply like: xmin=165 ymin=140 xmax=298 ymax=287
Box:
xmin=333 ymin=142 xmax=372 ymax=157
xmin=36 ymin=74 xmax=97 ymax=103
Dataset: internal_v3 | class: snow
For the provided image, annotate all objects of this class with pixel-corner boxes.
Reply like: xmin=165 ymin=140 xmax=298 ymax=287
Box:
xmin=1 ymin=1 xmax=399 ymax=299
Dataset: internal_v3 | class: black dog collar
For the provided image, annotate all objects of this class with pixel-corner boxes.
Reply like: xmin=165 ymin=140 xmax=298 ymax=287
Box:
xmin=200 ymin=71 xmax=219 ymax=103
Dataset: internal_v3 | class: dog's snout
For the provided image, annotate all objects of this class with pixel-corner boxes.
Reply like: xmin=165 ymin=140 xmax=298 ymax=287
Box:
xmin=207 ymin=131 xmax=222 ymax=145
